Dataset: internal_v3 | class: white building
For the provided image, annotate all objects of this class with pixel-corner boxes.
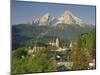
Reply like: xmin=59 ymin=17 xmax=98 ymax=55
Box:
xmin=49 ymin=38 xmax=60 ymax=48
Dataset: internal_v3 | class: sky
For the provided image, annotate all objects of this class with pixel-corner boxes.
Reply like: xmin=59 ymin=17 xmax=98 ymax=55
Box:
xmin=11 ymin=1 xmax=96 ymax=25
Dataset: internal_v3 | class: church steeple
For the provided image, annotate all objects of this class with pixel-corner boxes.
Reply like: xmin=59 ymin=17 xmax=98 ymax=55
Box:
xmin=56 ymin=38 xmax=59 ymax=47
xmin=69 ymin=41 xmax=73 ymax=48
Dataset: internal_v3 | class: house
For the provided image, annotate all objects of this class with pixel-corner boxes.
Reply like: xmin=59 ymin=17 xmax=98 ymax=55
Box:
xmin=55 ymin=47 xmax=67 ymax=52
xmin=27 ymin=46 xmax=46 ymax=55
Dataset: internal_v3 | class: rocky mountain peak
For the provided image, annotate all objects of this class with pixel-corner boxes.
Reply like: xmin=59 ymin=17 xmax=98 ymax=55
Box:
xmin=56 ymin=10 xmax=87 ymax=27
xmin=27 ymin=10 xmax=87 ymax=27
xmin=63 ymin=10 xmax=73 ymax=15
xmin=56 ymin=11 xmax=76 ymax=25
xmin=39 ymin=13 xmax=50 ymax=26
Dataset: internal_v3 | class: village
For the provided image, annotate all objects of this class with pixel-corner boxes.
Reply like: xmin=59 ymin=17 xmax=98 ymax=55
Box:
xmin=22 ymin=38 xmax=95 ymax=71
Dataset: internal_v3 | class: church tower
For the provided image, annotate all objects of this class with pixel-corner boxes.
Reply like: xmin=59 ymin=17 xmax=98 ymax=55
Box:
xmin=56 ymin=38 xmax=59 ymax=47
xmin=69 ymin=41 xmax=73 ymax=49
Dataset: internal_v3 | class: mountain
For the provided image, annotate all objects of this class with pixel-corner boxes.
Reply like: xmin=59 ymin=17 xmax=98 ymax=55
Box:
xmin=56 ymin=11 xmax=76 ymax=25
xmin=12 ymin=24 xmax=95 ymax=50
xmin=27 ymin=10 xmax=87 ymax=27
xmin=12 ymin=10 xmax=95 ymax=50
xmin=38 ymin=13 xmax=50 ymax=26
xmin=56 ymin=11 xmax=87 ymax=27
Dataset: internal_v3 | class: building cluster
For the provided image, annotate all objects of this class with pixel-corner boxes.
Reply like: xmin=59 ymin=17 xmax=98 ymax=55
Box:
xmin=49 ymin=38 xmax=60 ymax=48
xmin=27 ymin=46 xmax=45 ymax=55
xmin=25 ymin=38 xmax=95 ymax=70
xmin=26 ymin=38 xmax=73 ymax=55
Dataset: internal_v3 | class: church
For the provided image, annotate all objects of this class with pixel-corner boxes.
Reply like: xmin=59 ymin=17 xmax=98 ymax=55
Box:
xmin=49 ymin=38 xmax=60 ymax=48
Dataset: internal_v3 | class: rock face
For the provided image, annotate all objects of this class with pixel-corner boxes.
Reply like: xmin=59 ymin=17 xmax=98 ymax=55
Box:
xmin=68 ymin=11 xmax=87 ymax=27
xmin=27 ymin=10 xmax=87 ymax=27
xmin=39 ymin=13 xmax=50 ymax=26
xmin=34 ymin=18 xmax=39 ymax=24
xmin=56 ymin=11 xmax=87 ymax=27
xmin=49 ymin=17 xmax=58 ymax=26
xmin=56 ymin=11 xmax=76 ymax=25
